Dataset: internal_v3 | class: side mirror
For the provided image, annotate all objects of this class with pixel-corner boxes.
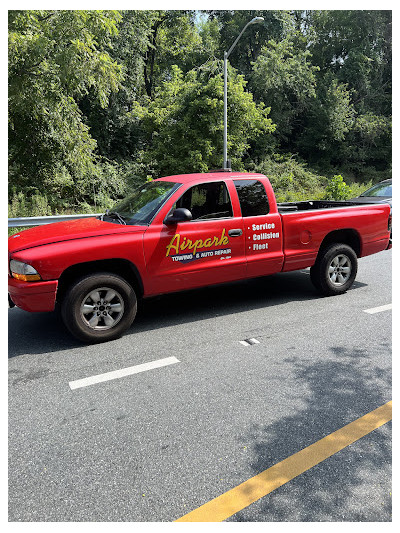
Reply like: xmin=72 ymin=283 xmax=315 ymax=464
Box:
xmin=164 ymin=207 xmax=192 ymax=225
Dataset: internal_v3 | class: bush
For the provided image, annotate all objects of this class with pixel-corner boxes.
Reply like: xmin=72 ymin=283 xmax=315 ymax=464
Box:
xmin=323 ymin=175 xmax=353 ymax=200
xmin=8 ymin=158 xmax=143 ymax=217
xmin=8 ymin=190 xmax=53 ymax=236
xmin=8 ymin=190 xmax=52 ymax=218
xmin=346 ymin=180 xmax=373 ymax=197
xmin=254 ymin=154 xmax=327 ymax=202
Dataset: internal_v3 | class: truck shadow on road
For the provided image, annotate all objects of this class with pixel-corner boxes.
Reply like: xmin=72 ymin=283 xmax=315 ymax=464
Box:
xmin=8 ymin=271 xmax=367 ymax=358
xmin=229 ymin=344 xmax=391 ymax=522
xmin=135 ymin=271 xmax=366 ymax=333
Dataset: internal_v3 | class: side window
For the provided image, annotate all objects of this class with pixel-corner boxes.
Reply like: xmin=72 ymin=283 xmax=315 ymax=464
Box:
xmin=175 ymin=182 xmax=233 ymax=220
xmin=233 ymin=180 xmax=269 ymax=217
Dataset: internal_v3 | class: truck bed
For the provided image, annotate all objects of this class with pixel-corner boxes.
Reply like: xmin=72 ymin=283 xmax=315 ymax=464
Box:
xmin=277 ymin=200 xmax=366 ymax=213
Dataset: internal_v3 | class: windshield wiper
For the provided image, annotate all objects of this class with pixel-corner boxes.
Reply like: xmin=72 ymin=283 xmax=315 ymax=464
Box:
xmin=101 ymin=209 xmax=127 ymax=225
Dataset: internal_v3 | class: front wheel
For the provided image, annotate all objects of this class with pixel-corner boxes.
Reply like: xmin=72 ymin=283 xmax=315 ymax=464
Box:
xmin=61 ymin=272 xmax=137 ymax=343
xmin=310 ymin=243 xmax=358 ymax=296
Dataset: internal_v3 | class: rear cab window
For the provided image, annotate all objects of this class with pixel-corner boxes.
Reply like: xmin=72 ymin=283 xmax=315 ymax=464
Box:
xmin=233 ymin=179 xmax=270 ymax=217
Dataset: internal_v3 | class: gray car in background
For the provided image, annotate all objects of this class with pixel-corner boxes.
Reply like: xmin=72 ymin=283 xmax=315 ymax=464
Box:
xmin=350 ymin=179 xmax=392 ymax=206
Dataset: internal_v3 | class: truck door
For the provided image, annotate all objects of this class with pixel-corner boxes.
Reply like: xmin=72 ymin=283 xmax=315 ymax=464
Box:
xmin=143 ymin=180 xmax=246 ymax=294
xmin=233 ymin=179 xmax=284 ymax=278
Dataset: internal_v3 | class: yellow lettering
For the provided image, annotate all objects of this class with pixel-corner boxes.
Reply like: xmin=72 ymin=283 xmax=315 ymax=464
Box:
xmin=165 ymin=229 xmax=230 ymax=257
xmin=181 ymin=238 xmax=192 ymax=251
xmin=217 ymin=228 xmax=229 ymax=246
xmin=192 ymin=239 xmax=204 ymax=255
xmin=166 ymin=234 xmax=180 ymax=257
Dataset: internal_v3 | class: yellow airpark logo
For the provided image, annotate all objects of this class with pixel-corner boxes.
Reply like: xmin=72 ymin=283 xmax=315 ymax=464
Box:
xmin=165 ymin=229 xmax=229 ymax=257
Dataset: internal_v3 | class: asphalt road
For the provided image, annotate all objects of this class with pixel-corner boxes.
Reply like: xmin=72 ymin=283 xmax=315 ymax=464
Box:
xmin=8 ymin=249 xmax=392 ymax=522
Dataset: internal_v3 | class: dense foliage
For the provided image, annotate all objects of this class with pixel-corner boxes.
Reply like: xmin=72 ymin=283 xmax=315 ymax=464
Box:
xmin=8 ymin=9 xmax=391 ymax=215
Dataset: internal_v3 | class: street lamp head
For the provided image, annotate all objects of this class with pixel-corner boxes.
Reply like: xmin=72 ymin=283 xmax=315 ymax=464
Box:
xmin=249 ymin=16 xmax=264 ymax=25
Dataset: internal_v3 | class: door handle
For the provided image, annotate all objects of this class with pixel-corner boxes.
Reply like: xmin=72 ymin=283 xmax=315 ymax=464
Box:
xmin=228 ymin=229 xmax=243 ymax=237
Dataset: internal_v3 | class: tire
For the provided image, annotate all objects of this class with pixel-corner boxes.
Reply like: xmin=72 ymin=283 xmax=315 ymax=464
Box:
xmin=61 ymin=272 xmax=137 ymax=343
xmin=310 ymin=243 xmax=358 ymax=296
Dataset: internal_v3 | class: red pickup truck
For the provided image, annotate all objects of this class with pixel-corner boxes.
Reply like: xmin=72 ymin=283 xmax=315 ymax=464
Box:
xmin=8 ymin=172 xmax=391 ymax=343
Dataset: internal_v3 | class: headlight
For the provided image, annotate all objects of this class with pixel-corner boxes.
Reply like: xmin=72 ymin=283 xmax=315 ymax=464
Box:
xmin=9 ymin=260 xmax=41 ymax=281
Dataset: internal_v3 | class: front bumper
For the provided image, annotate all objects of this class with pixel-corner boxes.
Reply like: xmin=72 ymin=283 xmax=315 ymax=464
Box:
xmin=8 ymin=277 xmax=58 ymax=312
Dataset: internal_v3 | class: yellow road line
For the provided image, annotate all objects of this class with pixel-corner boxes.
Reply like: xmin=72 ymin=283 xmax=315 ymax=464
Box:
xmin=175 ymin=401 xmax=392 ymax=522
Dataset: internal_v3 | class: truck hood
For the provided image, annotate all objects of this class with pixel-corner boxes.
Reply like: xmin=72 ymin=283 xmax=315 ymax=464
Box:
xmin=8 ymin=217 xmax=147 ymax=253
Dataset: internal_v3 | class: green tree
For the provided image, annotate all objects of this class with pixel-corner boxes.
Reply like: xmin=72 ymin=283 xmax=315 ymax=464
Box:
xmin=306 ymin=10 xmax=391 ymax=116
xmin=142 ymin=10 xmax=200 ymax=98
xmin=8 ymin=10 xmax=123 ymax=205
xmin=133 ymin=62 xmax=275 ymax=177
xmin=251 ymin=37 xmax=319 ymax=144
xmin=78 ymin=10 xmax=156 ymax=160
xmin=80 ymin=10 xmax=204 ymax=164
xmin=341 ymin=113 xmax=392 ymax=176
xmin=296 ymin=75 xmax=355 ymax=165
xmin=300 ymin=10 xmax=391 ymax=172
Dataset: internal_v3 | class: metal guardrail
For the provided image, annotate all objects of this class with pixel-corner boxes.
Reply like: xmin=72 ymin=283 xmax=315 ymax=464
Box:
xmin=8 ymin=213 xmax=101 ymax=228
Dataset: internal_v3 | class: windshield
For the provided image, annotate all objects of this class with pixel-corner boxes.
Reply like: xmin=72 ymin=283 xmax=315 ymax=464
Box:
xmin=361 ymin=181 xmax=392 ymax=197
xmin=109 ymin=181 xmax=180 ymax=225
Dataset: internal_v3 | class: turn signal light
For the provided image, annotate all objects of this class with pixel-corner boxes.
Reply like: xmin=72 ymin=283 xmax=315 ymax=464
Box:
xmin=11 ymin=272 xmax=41 ymax=282
xmin=9 ymin=259 xmax=41 ymax=282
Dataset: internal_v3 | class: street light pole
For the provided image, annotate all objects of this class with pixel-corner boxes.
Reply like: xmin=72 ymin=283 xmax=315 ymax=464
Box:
xmin=223 ymin=50 xmax=228 ymax=170
xmin=223 ymin=16 xmax=264 ymax=170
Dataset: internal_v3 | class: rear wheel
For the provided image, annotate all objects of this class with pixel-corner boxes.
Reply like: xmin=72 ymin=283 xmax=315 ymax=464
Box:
xmin=310 ymin=243 xmax=358 ymax=296
xmin=61 ymin=272 xmax=137 ymax=343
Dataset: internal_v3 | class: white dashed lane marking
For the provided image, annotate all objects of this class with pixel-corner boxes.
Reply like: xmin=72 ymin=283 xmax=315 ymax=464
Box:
xmin=240 ymin=338 xmax=261 ymax=347
xmin=69 ymin=356 xmax=180 ymax=390
xmin=363 ymin=303 xmax=392 ymax=314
